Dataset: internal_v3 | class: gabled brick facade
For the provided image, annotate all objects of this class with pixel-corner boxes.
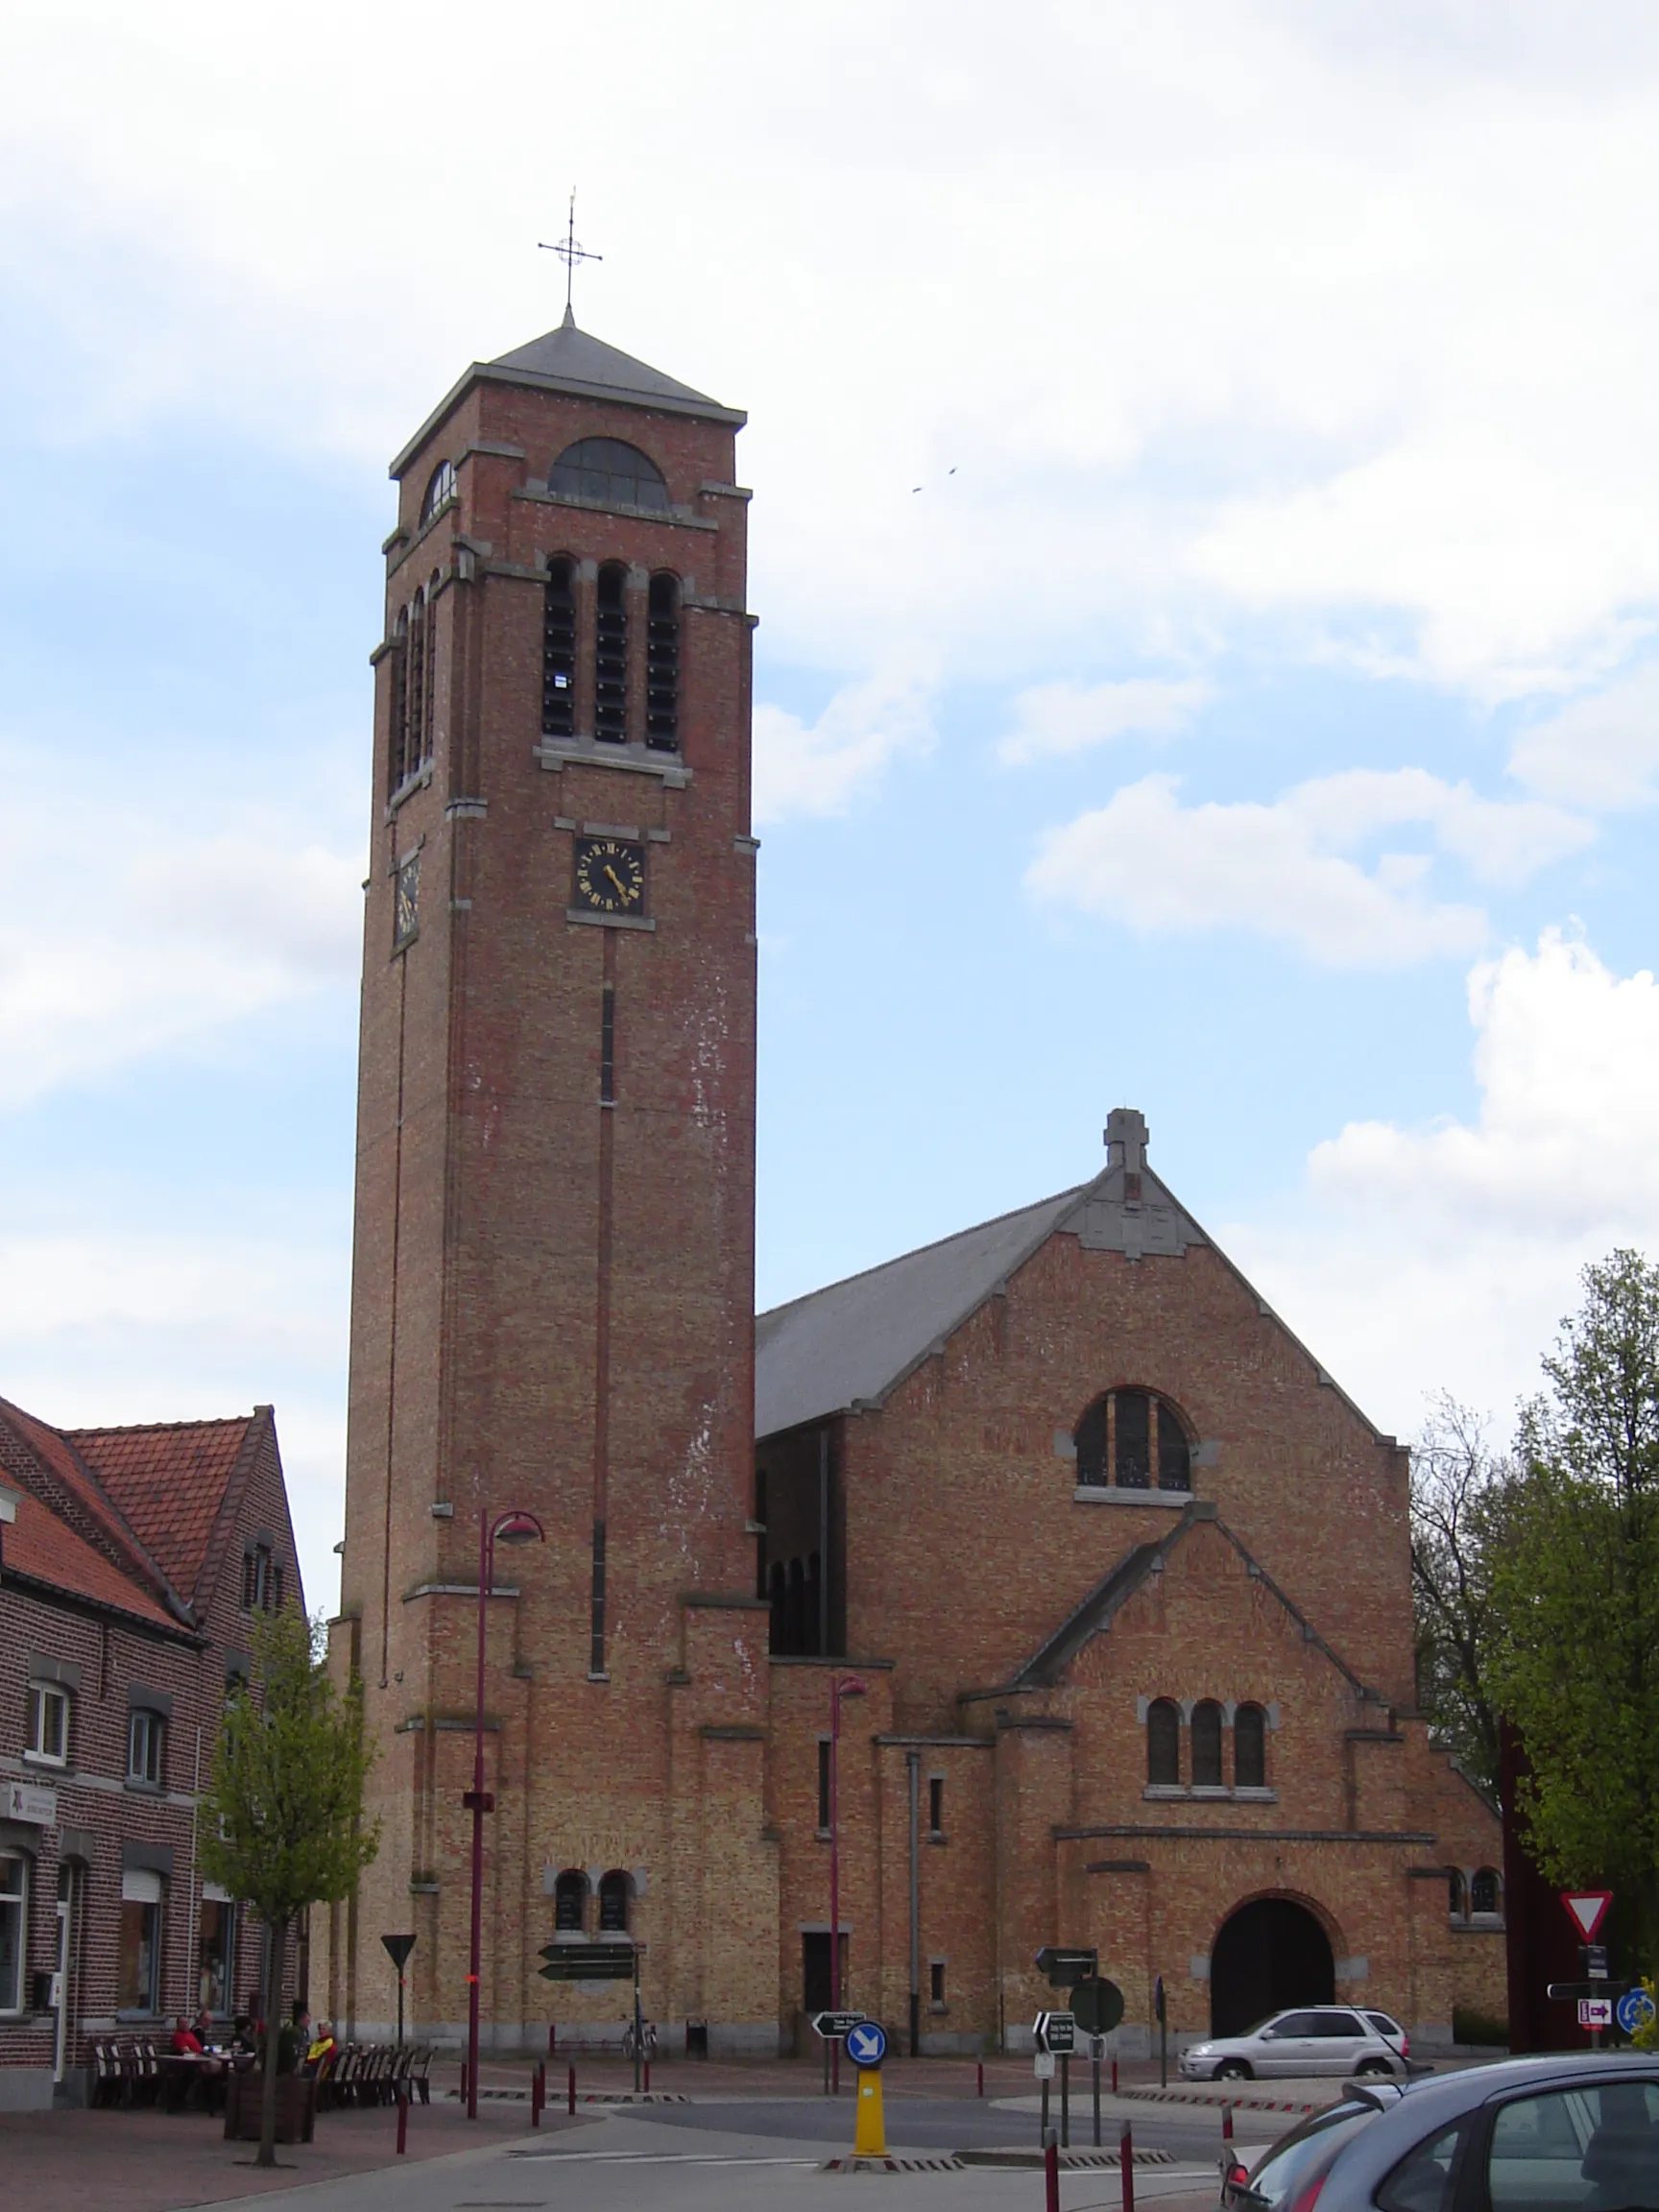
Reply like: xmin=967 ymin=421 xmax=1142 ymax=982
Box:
xmin=0 ymin=1401 xmax=303 ymax=2107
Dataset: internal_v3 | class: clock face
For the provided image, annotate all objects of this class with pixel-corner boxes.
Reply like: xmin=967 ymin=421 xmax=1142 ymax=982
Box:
xmin=573 ymin=837 xmax=646 ymax=917
xmin=394 ymin=854 xmax=420 ymax=949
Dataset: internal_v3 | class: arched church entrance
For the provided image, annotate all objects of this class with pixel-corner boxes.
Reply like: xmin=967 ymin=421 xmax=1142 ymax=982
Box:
xmin=1210 ymin=1897 xmax=1334 ymax=2036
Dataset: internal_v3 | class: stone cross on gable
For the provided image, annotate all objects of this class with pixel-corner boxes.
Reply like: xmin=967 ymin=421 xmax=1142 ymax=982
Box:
xmin=1104 ymin=1107 xmax=1148 ymax=1173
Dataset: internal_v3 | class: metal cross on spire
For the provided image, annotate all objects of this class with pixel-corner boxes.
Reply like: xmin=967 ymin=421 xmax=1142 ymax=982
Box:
xmin=539 ymin=190 xmax=602 ymax=320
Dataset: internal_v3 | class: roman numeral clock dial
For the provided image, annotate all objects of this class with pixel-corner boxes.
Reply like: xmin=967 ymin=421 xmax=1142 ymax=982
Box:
xmin=573 ymin=836 xmax=646 ymax=917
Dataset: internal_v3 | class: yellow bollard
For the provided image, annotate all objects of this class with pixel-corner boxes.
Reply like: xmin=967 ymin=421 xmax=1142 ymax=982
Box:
xmin=853 ymin=2066 xmax=887 ymax=2157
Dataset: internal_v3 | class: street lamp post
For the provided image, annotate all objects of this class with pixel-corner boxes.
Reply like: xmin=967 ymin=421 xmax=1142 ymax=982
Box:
xmin=828 ymin=1673 xmax=866 ymax=2097
xmin=466 ymin=1507 xmax=545 ymax=2121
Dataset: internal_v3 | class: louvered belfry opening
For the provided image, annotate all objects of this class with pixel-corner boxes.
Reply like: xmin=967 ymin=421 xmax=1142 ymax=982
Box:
xmin=541 ymin=557 xmax=576 ymax=736
xmin=645 ymin=572 xmax=680 ymax=750
xmin=594 ymin=562 xmax=628 ymax=741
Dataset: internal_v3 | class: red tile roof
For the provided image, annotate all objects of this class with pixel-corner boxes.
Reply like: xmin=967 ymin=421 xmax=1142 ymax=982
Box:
xmin=68 ymin=1417 xmax=254 ymax=1606
xmin=0 ymin=1396 xmax=174 ymax=1608
xmin=1 ymin=1479 xmax=182 ymax=1630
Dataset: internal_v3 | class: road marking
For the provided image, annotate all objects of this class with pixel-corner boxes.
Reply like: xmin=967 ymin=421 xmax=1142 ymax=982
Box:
xmin=512 ymin=2151 xmax=822 ymax=2166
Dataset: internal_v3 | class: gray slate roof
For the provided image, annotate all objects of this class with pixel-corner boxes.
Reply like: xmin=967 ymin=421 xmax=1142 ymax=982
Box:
xmin=490 ymin=308 xmax=729 ymax=412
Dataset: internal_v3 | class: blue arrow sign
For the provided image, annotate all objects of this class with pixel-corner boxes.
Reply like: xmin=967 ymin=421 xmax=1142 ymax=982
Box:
xmin=846 ymin=2018 xmax=887 ymax=2068
xmin=1616 ymin=1987 xmax=1655 ymax=2035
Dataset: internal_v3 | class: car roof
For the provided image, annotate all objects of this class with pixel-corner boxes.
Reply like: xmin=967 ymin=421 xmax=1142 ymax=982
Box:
xmin=1382 ymin=2053 xmax=1659 ymax=2118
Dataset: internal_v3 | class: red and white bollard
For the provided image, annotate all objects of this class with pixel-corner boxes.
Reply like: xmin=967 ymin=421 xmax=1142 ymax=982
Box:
xmin=1222 ymin=2102 xmax=1235 ymax=2142
xmin=1045 ymin=2128 xmax=1061 ymax=2212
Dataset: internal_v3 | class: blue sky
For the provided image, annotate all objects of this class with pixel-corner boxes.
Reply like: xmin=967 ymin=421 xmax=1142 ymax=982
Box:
xmin=6 ymin=2 xmax=1659 ymax=1610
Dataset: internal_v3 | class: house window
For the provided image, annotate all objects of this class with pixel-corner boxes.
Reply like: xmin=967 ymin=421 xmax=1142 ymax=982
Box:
xmin=549 ymin=437 xmax=669 ymax=513
xmin=541 ymin=558 xmax=576 ymax=737
xmin=553 ymin=1869 xmax=588 ymax=1934
xmin=1448 ymin=1868 xmax=1468 ymax=1921
xmin=1191 ymin=1700 xmax=1224 ymax=1788
xmin=242 ymin=1544 xmax=281 ymax=1613
xmin=118 ymin=1869 xmax=163 ymax=2013
xmin=1234 ymin=1703 xmax=1266 ymax=1789
xmin=928 ymin=1777 xmax=944 ymax=1836
xmin=593 ymin=564 xmax=628 ymax=741
xmin=644 ymin=573 xmax=680 ymax=751
xmin=597 ymin=1871 xmax=630 ymax=1934
xmin=1146 ymin=1698 xmax=1181 ymax=1787
xmin=817 ymin=1740 xmax=831 ymax=1831
xmin=1074 ymin=1390 xmax=1193 ymax=1491
xmin=128 ymin=1709 xmax=166 ymax=1788
xmin=1471 ymin=1867 xmax=1502 ymax=1917
xmin=929 ymin=1960 xmax=946 ymax=2005
xmin=0 ymin=1855 xmax=25 ymax=2014
xmin=420 ymin=458 xmax=455 ymax=525
xmin=27 ymin=1682 xmax=69 ymax=1766
xmin=198 ymin=1895 xmax=236 ymax=2014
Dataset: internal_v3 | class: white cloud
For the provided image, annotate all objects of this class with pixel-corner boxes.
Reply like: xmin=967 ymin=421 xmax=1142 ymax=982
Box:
xmin=0 ymin=802 xmax=363 ymax=1106
xmin=752 ymin=655 xmax=936 ymax=825
xmin=1025 ymin=769 xmax=1588 ymax=966
xmin=1508 ymin=661 xmax=1659 ymax=807
xmin=1226 ymin=930 xmax=1659 ymax=1438
xmin=997 ymin=677 xmax=1213 ymax=765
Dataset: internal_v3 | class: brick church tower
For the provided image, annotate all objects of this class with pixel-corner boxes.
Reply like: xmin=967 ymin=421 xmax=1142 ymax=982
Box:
xmin=319 ymin=308 xmax=775 ymax=2047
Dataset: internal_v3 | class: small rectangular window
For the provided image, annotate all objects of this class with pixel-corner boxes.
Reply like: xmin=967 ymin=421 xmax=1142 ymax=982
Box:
xmin=929 ymin=1960 xmax=946 ymax=2005
xmin=0 ymin=1856 xmax=25 ymax=2014
xmin=117 ymin=1882 xmax=162 ymax=2014
xmin=27 ymin=1683 xmax=69 ymax=1766
xmin=928 ymin=1777 xmax=944 ymax=1835
xmin=817 ymin=1740 xmax=830 ymax=1830
xmin=128 ymin=1710 xmax=166 ymax=1787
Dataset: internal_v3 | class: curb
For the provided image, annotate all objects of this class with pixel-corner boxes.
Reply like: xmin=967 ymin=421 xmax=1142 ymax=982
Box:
xmin=825 ymin=2155 xmax=964 ymax=2174
xmin=1119 ymin=2087 xmax=1322 ymax=2116
xmin=960 ymin=2146 xmax=1181 ymax=2170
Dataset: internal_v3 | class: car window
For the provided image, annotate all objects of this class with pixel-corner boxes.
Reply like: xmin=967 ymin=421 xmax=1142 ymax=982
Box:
xmin=1487 ymin=2080 xmax=1659 ymax=2212
xmin=1311 ymin=2012 xmax=1365 ymax=2036
xmin=1377 ymin=2123 xmax=1467 ymax=2212
xmin=1240 ymin=2104 xmax=1375 ymax=2209
xmin=1267 ymin=2013 xmax=1320 ymax=2038
xmin=1365 ymin=2013 xmax=1403 ymax=2037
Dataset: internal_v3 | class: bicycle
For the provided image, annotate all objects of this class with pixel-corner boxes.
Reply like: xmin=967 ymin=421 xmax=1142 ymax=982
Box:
xmin=621 ymin=2018 xmax=658 ymax=2061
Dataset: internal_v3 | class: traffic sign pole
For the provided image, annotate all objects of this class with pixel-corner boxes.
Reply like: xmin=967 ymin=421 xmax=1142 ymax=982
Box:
xmin=1060 ymin=2053 xmax=1070 ymax=2149
xmin=1093 ymin=2048 xmax=1101 ymax=2147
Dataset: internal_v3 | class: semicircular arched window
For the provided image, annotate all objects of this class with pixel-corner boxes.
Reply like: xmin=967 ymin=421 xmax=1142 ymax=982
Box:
xmin=1191 ymin=1699 xmax=1224 ymax=1788
xmin=1234 ymin=1702 xmax=1267 ymax=1790
xmin=1073 ymin=1390 xmax=1192 ymax=1493
xmin=1146 ymin=1697 xmax=1181 ymax=1788
xmin=1470 ymin=1867 xmax=1502 ymax=1917
xmin=550 ymin=438 xmax=669 ymax=512
xmin=598 ymin=1870 xmax=632 ymax=1934
xmin=553 ymin=1868 xmax=589 ymax=1933
xmin=421 ymin=458 xmax=455 ymax=524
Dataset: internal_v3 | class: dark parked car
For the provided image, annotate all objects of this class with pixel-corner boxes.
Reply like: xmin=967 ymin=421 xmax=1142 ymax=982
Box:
xmin=1219 ymin=2053 xmax=1658 ymax=2212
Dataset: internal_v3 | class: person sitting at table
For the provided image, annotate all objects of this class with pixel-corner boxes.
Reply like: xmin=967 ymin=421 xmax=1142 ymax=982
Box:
xmin=304 ymin=2021 xmax=337 ymax=2074
xmin=171 ymin=2015 xmax=227 ymax=2077
xmin=229 ymin=2013 xmax=257 ymax=2058
xmin=276 ymin=2004 xmax=311 ymax=2076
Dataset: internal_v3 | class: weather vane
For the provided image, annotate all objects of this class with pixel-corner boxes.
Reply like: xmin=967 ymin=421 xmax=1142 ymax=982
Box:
xmin=539 ymin=190 xmax=602 ymax=317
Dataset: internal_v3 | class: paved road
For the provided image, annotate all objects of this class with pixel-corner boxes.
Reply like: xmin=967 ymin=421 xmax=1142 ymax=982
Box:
xmin=622 ymin=2091 xmax=1254 ymax=2159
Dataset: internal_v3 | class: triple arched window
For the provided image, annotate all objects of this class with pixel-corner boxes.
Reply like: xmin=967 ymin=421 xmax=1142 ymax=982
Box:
xmin=1074 ymin=1389 xmax=1191 ymax=1492
xmin=1145 ymin=1699 xmax=1270 ymax=1791
xmin=539 ymin=557 xmax=682 ymax=752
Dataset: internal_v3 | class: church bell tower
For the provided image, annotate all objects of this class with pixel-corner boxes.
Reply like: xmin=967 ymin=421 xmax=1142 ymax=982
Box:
xmin=323 ymin=303 xmax=771 ymax=2046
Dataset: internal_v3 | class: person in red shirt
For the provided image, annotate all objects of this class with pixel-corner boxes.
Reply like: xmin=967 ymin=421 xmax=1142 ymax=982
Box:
xmin=171 ymin=2015 xmax=204 ymax=2055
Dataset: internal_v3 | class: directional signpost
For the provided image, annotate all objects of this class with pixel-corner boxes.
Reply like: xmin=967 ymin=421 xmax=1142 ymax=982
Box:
xmin=380 ymin=1933 xmax=417 ymax=2048
xmin=812 ymin=2010 xmax=864 ymax=2041
xmin=844 ymin=2019 xmax=888 ymax=2159
xmin=538 ymin=1942 xmax=646 ymax=2090
xmin=1037 ymin=1946 xmax=1099 ymax=1987
xmin=1070 ymin=1977 xmax=1124 ymax=2147
xmin=1579 ymin=1998 xmax=1614 ymax=2032
xmin=1559 ymin=1895 xmax=1614 ymax=2048
xmin=1561 ymin=1892 xmax=1613 ymax=1943
xmin=1617 ymin=1987 xmax=1656 ymax=2036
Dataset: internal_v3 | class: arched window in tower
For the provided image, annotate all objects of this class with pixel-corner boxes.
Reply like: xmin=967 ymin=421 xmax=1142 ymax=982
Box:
xmin=404 ymin=590 xmax=427 ymax=782
xmin=388 ymin=607 xmax=410 ymax=794
xmin=645 ymin=573 xmax=681 ymax=751
xmin=1146 ymin=1697 xmax=1180 ymax=1787
xmin=1471 ymin=1867 xmax=1502 ymax=1917
xmin=1234 ymin=1702 xmax=1267 ymax=1789
xmin=541 ymin=557 xmax=576 ymax=737
xmin=594 ymin=563 xmax=629 ymax=742
xmin=1191 ymin=1700 xmax=1224 ymax=1788
xmin=421 ymin=571 xmax=440 ymax=765
xmin=421 ymin=458 xmax=455 ymax=525
xmin=553 ymin=1868 xmax=588 ymax=1934
xmin=549 ymin=438 xmax=669 ymax=513
xmin=598 ymin=1870 xmax=631 ymax=1934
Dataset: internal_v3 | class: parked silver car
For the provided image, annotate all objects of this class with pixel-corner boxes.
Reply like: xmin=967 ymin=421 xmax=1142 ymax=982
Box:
xmin=1182 ymin=2006 xmax=1408 ymax=2080
xmin=1217 ymin=2056 xmax=1659 ymax=2212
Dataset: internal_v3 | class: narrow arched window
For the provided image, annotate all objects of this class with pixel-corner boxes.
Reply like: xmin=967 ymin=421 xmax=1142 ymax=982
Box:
xmin=1448 ymin=1868 xmax=1468 ymax=1921
xmin=554 ymin=1869 xmax=588 ymax=1932
xmin=1156 ymin=1401 xmax=1190 ymax=1490
xmin=1191 ymin=1700 xmax=1224 ymax=1788
xmin=594 ymin=563 xmax=628 ymax=741
xmin=421 ymin=459 xmax=455 ymax=525
xmin=542 ymin=558 xmax=576 ymax=737
xmin=388 ymin=608 xmax=410 ymax=793
xmin=1147 ymin=1698 xmax=1180 ymax=1787
xmin=598 ymin=1870 xmax=630 ymax=1934
xmin=1116 ymin=1390 xmax=1151 ymax=1487
xmin=645 ymin=573 xmax=680 ymax=751
xmin=421 ymin=571 xmax=440 ymax=765
xmin=550 ymin=438 xmax=668 ymax=513
xmin=1471 ymin=1867 xmax=1501 ymax=1916
xmin=1235 ymin=1702 xmax=1266 ymax=1789
xmin=404 ymin=592 xmax=426 ymax=783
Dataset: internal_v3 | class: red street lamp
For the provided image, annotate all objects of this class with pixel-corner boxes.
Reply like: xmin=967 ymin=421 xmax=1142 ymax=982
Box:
xmin=466 ymin=1507 xmax=544 ymax=2120
xmin=828 ymin=1673 xmax=866 ymax=2096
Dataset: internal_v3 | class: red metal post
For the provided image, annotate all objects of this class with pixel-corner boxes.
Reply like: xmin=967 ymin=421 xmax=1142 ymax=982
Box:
xmin=1120 ymin=2123 xmax=1135 ymax=2212
xmin=467 ymin=1511 xmax=491 ymax=2121
xmin=460 ymin=2058 xmax=469 ymax=2108
xmin=567 ymin=2062 xmax=576 ymax=2115
xmin=397 ymin=2090 xmax=408 ymax=2153
xmin=829 ymin=1678 xmax=841 ymax=2098
xmin=1112 ymin=2057 xmax=1118 ymax=2093
xmin=643 ymin=2057 xmax=651 ymax=2093
xmin=548 ymin=2022 xmax=556 ymax=2057
xmin=1222 ymin=2102 xmax=1234 ymax=2141
xmin=976 ymin=2060 xmax=984 ymax=2097
xmin=1045 ymin=2130 xmax=1061 ymax=2212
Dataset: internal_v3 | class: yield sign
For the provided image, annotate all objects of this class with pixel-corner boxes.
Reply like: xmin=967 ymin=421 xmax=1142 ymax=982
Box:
xmin=1562 ymin=1891 xmax=1613 ymax=1941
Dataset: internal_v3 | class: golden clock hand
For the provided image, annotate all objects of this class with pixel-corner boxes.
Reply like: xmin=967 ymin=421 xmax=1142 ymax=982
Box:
xmin=605 ymin=865 xmax=631 ymax=900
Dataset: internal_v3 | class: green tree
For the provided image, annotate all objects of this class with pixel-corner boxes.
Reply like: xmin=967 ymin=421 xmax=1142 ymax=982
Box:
xmin=200 ymin=1605 xmax=379 ymax=2167
xmin=1410 ymin=1394 xmax=1513 ymax=1802
xmin=1487 ymin=1250 xmax=1659 ymax=1972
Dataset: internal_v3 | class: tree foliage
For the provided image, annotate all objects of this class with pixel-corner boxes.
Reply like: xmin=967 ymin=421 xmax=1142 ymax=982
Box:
xmin=1409 ymin=1394 xmax=1512 ymax=1802
xmin=200 ymin=1605 xmax=378 ymax=2164
xmin=1486 ymin=1250 xmax=1659 ymax=1970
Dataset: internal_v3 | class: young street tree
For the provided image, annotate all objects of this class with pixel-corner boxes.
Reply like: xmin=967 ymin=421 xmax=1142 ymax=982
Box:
xmin=1488 ymin=1249 xmax=1659 ymax=1971
xmin=1410 ymin=1393 xmax=1512 ymax=1803
xmin=200 ymin=1604 xmax=378 ymax=2167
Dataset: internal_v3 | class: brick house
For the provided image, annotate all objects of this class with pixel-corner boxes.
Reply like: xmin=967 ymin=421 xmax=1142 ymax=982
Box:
xmin=315 ymin=307 xmax=1504 ymax=2061
xmin=0 ymin=1399 xmax=303 ymax=2108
